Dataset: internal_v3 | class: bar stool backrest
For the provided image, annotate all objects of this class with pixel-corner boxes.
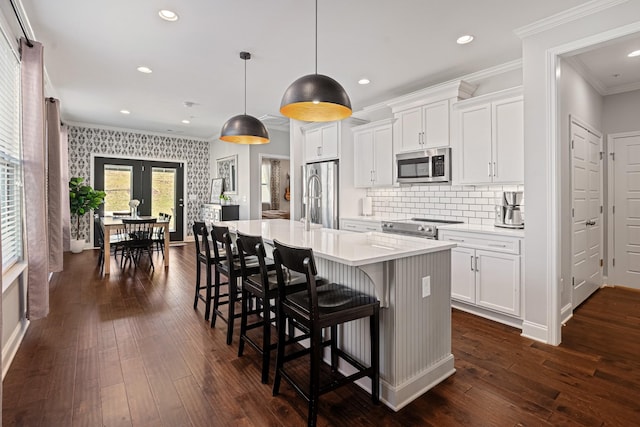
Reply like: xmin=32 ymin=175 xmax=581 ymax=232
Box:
xmin=193 ymin=221 xmax=209 ymax=258
xmin=211 ymin=225 xmax=232 ymax=264
xmin=235 ymin=231 xmax=269 ymax=284
xmin=272 ymin=239 xmax=320 ymax=320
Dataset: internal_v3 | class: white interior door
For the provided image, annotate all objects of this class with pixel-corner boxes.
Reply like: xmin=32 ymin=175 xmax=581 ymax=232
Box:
xmin=571 ymin=120 xmax=603 ymax=308
xmin=611 ymin=133 xmax=640 ymax=288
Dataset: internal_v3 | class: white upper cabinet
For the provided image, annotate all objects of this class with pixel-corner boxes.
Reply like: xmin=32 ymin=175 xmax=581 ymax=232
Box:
xmin=303 ymin=123 xmax=340 ymax=163
xmin=453 ymin=86 xmax=524 ymax=185
xmin=387 ymin=80 xmax=476 ymax=155
xmin=395 ymin=100 xmax=449 ymax=152
xmin=352 ymin=119 xmax=395 ymax=188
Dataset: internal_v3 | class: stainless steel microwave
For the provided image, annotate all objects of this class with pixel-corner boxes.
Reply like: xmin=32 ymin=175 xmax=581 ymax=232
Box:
xmin=396 ymin=147 xmax=451 ymax=184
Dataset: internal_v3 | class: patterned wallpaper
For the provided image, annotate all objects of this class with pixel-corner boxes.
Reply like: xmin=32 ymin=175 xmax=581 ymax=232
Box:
xmin=67 ymin=125 xmax=210 ymax=240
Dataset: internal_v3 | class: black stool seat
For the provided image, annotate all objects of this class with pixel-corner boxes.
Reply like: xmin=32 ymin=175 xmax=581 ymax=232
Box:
xmin=271 ymin=239 xmax=380 ymax=427
xmin=287 ymin=283 xmax=379 ymax=318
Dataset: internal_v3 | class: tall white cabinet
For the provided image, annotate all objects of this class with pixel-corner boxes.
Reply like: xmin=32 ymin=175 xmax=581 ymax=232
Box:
xmin=352 ymin=119 xmax=395 ymax=188
xmin=453 ymin=86 xmax=524 ymax=185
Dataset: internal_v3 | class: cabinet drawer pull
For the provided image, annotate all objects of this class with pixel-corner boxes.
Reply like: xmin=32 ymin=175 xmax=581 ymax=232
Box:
xmin=365 ymin=227 xmax=377 ymax=231
xmin=470 ymin=255 xmax=474 ymax=271
xmin=488 ymin=162 xmax=491 ymax=177
xmin=488 ymin=243 xmax=507 ymax=248
xmin=475 ymin=256 xmax=479 ymax=272
xmin=448 ymin=238 xmax=465 ymax=242
xmin=493 ymin=162 xmax=496 ymax=177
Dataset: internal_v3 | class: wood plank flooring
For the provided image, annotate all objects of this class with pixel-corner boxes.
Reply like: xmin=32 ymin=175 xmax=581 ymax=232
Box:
xmin=3 ymin=245 xmax=640 ymax=426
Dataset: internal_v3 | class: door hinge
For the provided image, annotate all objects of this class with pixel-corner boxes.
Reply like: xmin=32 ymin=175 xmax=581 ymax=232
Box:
xmin=571 ymin=140 xmax=574 ymax=149
xmin=142 ymin=165 xmax=145 ymax=171
xmin=613 ymin=258 xmax=615 ymax=267
xmin=600 ymin=151 xmax=603 ymax=160
xmin=613 ymin=205 xmax=615 ymax=214
xmin=610 ymin=152 xmax=615 ymax=161
xmin=600 ymin=205 xmax=603 ymax=214
xmin=600 ymin=259 xmax=603 ymax=267
xmin=572 ymin=208 xmax=574 ymax=217
xmin=572 ymin=277 xmax=575 ymax=287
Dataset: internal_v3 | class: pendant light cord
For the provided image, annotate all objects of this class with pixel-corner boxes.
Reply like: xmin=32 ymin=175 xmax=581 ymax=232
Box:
xmin=244 ymin=56 xmax=247 ymax=115
xmin=315 ymin=0 xmax=318 ymax=75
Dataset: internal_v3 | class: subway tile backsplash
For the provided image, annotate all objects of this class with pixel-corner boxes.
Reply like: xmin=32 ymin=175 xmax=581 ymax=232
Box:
xmin=367 ymin=184 xmax=524 ymax=225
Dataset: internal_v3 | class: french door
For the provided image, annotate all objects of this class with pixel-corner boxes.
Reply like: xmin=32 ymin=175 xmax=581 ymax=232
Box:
xmin=94 ymin=157 xmax=184 ymax=242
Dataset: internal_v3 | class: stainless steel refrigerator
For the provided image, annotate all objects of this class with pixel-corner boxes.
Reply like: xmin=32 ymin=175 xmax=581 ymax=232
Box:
xmin=302 ymin=160 xmax=339 ymax=229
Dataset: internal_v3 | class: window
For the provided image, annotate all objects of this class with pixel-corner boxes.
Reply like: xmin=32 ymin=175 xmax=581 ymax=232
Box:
xmin=0 ymin=29 xmax=22 ymax=272
xmin=261 ymin=162 xmax=271 ymax=205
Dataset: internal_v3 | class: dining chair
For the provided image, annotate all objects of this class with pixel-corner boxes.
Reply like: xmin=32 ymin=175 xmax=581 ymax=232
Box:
xmin=121 ymin=218 xmax=157 ymax=268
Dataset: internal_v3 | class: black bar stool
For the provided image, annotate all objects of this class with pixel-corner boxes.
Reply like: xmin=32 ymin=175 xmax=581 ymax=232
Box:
xmin=271 ymin=239 xmax=380 ymax=427
xmin=211 ymin=225 xmax=265 ymax=345
xmin=192 ymin=221 xmax=229 ymax=321
xmin=236 ymin=231 xmax=308 ymax=383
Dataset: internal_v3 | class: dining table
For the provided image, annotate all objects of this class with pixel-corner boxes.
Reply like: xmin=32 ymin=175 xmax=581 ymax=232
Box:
xmin=100 ymin=216 xmax=171 ymax=274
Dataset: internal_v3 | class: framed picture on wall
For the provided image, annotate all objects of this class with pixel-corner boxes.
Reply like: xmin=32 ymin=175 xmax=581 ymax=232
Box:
xmin=210 ymin=178 xmax=224 ymax=203
xmin=216 ymin=155 xmax=238 ymax=194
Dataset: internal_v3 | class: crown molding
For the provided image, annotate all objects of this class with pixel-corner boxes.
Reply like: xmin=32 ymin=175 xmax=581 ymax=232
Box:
xmin=459 ymin=59 xmax=522 ymax=84
xmin=386 ymin=80 xmax=477 ymax=112
xmin=562 ymin=56 xmax=608 ymax=96
xmin=514 ymin=0 xmax=629 ymax=39
xmin=64 ymin=121 xmax=212 ymax=142
xmin=605 ymin=81 xmax=640 ymax=96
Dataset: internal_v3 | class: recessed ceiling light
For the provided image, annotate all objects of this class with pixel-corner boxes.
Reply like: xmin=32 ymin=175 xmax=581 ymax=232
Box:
xmin=181 ymin=119 xmax=190 ymax=124
xmin=358 ymin=78 xmax=370 ymax=85
xmin=120 ymin=110 xmax=130 ymax=115
xmin=158 ymin=9 xmax=179 ymax=22
xmin=456 ymin=35 xmax=474 ymax=45
xmin=137 ymin=66 xmax=153 ymax=74
xmin=628 ymin=49 xmax=640 ymax=58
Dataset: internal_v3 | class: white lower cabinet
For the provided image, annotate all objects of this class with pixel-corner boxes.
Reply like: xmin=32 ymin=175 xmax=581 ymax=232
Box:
xmin=441 ymin=229 xmax=522 ymax=319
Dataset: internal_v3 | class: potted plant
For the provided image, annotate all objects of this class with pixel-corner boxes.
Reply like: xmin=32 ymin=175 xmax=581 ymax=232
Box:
xmin=69 ymin=176 xmax=106 ymax=253
xmin=219 ymin=193 xmax=231 ymax=205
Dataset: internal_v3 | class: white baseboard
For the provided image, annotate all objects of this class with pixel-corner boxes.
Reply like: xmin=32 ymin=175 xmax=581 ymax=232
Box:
xmin=521 ymin=320 xmax=549 ymax=343
xmin=561 ymin=303 xmax=573 ymax=324
xmin=2 ymin=318 xmax=29 ymax=379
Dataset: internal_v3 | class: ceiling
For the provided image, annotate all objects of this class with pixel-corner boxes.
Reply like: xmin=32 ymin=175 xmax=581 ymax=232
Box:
xmin=566 ymin=32 xmax=640 ymax=95
xmin=13 ymin=0 xmax=600 ymax=140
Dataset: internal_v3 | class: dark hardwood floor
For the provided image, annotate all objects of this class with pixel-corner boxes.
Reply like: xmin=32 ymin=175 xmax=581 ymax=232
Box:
xmin=3 ymin=245 xmax=640 ymax=426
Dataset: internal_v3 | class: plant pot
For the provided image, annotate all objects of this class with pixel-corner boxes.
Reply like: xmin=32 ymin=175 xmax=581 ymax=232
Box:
xmin=70 ymin=239 xmax=85 ymax=254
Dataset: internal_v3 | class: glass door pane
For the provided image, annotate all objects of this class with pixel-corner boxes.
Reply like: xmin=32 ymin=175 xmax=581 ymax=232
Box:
xmin=151 ymin=167 xmax=176 ymax=232
xmin=103 ymin=164 xmax=133 ymax=215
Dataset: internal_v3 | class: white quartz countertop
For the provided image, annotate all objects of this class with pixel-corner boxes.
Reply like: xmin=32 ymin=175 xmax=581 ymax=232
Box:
xmin=341 ymin=214 xmax=411 ymax=222
xmin=215 ymin=219 xmax=455 ymax=267
xmin=438 ymin=223 xmax=525 ymax=238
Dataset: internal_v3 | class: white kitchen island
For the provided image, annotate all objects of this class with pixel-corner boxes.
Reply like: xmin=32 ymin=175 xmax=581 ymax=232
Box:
xmin=214 ymin=219 xmax=456 ymax=411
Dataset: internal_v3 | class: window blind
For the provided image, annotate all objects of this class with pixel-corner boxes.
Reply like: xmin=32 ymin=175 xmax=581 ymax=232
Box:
xmin=0 ymin=30 xmax=23 ymax=271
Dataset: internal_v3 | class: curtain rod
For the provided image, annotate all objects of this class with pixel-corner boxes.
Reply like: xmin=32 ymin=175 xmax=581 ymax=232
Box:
xmin=9 ymin=0 xmax=33 ymax=48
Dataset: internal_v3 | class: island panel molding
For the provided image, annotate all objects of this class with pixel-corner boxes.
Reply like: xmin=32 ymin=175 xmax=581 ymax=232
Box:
xmin=68 ymin=125 xmax=210 ymax=239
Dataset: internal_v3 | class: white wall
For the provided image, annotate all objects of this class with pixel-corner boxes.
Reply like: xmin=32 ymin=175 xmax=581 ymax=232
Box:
xmin=603 ymin=89 xmax=640 ymax=135
xmin=210 ymin=140 xmax=250 ymax=219
xmin=521 ymin=0 xmax=640 ymax=344
xmin=558 ymin=59 xmax=604 ymax=315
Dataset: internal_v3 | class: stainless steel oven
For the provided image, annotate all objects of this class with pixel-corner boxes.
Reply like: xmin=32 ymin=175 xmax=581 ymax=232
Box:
xmin=396 ymin=147 xmax=451 ymax=184
xmin=381 ymin=218 xmax=463 ymax=240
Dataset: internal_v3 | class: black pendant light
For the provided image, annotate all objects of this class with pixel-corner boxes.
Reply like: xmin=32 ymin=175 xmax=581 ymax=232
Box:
xmin=220 ymin=51 xmax=270 ymax=144
xmin=280 ymin=0 xmax=352 ymax=122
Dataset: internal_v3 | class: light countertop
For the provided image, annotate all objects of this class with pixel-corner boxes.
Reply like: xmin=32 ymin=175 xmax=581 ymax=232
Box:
xmin=438 ymin=223 xmax=525 ymax=238
xmin=214 ymin=219 xmax=455 ymax=267
xmin=341 ymin=214 xmax=411 ymax=222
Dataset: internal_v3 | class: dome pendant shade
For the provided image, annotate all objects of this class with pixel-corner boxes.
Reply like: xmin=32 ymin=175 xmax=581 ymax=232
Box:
xmin=220 ymin=114 xmax=269 ymax=144
xmin=219 ymin=51 xmax=269 ymax=144
xmin=280 ymin=73 xmax=352 ymax=122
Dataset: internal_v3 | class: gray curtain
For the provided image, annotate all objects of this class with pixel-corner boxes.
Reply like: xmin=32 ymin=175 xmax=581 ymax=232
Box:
xmin=21 ymin=38 xmax=49 ymax=319
xmin=270 ymin=160 xmax=280 ymax=210
xmin=47 ymin=98 xmax=66 ymax=271
xmin=61 ymin=125 xmax=70 ymax=252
